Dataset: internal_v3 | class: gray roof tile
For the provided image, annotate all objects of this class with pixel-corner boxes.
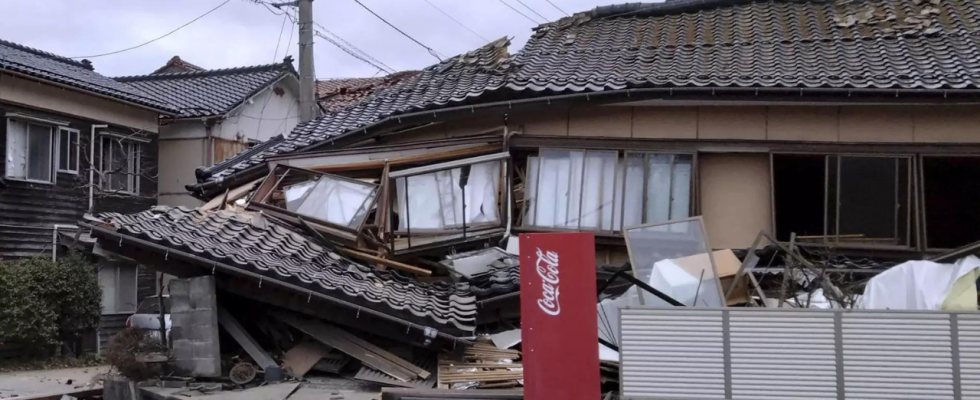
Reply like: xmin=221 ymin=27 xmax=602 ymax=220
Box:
xmin=0 ymin=39 xmax=177 ymax=113
xmin=116 ymin=60 xmax=296 ymax=118
xmin=198 ymin=0 xmax=980 ymax=186
xmin=93 ymin=206 xmax=478 ymax=333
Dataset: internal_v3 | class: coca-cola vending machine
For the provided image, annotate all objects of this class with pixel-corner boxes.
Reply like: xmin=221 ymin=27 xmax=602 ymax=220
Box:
xmin=519 ymin=233 xmax=600 ymax=400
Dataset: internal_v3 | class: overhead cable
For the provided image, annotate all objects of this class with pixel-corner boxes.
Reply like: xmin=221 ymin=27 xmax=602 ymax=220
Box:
xmin=514 ymin=0 xmax=550 ymax=22
xmin=71 ymin=0 xmax=231 ymax=59
xmin=421 ymin=0 xmax=491 ymax=43
xmin=351 ymin=0 xmax=444 ymax=61
xmin=497 ymin=0 xmax=542 ymax=24
xmin=544 ymin=0 xmax=570 ymax=17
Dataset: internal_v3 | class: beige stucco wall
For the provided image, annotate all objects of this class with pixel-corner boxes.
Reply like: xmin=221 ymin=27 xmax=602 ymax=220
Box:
xmin=503 ymin=104 xmax=980 ymax=143
xmin=699 ymin=153 xmax=773 ymax=249
xmin=158 ymin=138 xmax=205 ymax=208
xmin=0 ymin=73 xmax=160 ymax=132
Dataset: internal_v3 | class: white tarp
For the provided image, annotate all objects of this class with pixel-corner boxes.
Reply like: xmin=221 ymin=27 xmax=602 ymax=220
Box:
xmin=861 ymin=255 xmax=980 ymax=310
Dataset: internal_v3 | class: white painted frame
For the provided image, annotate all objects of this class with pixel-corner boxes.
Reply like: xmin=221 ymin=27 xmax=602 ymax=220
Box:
xmin=5 ymin=118 xmax=56 ymax=184
xmin=56 ymin=127 xmax=80 ymax=174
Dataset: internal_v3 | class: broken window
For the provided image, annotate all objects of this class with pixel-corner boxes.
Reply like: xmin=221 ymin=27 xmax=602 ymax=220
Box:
xmin=248 ymin=165 xmax=379 ymax=243
xmin=922 ymin=156 xmax=980 ymax=249
xmin=523 ymin=149 xmax=692 ymax=232
xmin=388 ymin=152 xmax=508 ymax=252
xmin=624 ymin=217 xmax=723 ymax=307
xmin=5 ymin=118 xmax=54 ymax=183
xmin=772 ymin=153 xmax=911 ymax=247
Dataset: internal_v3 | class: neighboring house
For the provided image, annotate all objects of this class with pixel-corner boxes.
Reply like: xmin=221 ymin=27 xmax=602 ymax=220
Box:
xmin=0 ymin=38 xmax=177 ymax=350
xmin=191 ymin=0 xmax=980 ymax=263
xmin=116 ymin=57 xmax=302 ymax=208
xmin=315 ymin=72 xmax=417 ymax=113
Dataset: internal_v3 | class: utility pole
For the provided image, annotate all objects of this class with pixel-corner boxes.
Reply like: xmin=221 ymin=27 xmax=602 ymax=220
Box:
xmin=297 ymin=0 xmax=316 ymax=123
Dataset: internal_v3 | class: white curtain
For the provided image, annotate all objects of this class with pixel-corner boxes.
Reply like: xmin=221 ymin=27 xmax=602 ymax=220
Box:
xmin=527 ymin=149 xmax=617 ymax=230
xmin=396 ymin=160 xmax=501 ymax=231
xmin=5 ymin=119 xmax=27 ymax=179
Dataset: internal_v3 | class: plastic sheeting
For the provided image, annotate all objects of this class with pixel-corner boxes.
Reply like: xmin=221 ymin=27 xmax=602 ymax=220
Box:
xmin=861 ymin=255 xmax=980 ymax=310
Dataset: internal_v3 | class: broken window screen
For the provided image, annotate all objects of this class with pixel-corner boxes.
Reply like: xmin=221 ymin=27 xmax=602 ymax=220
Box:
xmin=294 ymin=175 xmax=376 ymax=228
xmin=524 ymin=150 xmax=692 ymax=232
xmin=624 ymin=218 xmax=723 ymax=307
xmin=773 ymin=154 xmax=910 ymax=246
xmin=395 ymin=159 xmax=501 ymax=231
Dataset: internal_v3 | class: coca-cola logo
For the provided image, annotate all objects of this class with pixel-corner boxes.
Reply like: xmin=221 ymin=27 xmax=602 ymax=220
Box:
xmin=535 ymin=247 xmax=561 ymax=316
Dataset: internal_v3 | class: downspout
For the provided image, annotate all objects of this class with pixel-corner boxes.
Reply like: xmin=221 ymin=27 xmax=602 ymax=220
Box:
xmin=89 ymin=124 xmax=108 ymax=213
xmin=52 ymin=224 xmax=79 ymax=262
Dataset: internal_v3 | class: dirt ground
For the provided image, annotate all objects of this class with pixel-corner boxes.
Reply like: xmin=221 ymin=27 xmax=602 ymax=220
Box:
xmin=0 ymin=365 xmax=109 ymax=399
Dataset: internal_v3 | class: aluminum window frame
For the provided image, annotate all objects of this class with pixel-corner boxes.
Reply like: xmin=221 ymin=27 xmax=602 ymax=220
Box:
xmin=387 ymin=152 xmax=509 ymax=251
xmin=100 ymin=136 xmax=141 ymax=195
xmin=56 ymin=127 xmax=81 ymax=175
xmin=522 ymin=148 xmax=697 ymax=235
xmin=5 ymin=118 xmax=56 ymax=184
xmin=918 ymin=153 xmax=980 ymax=251
xmin=770 ymin=151 xmax=915 ymax=249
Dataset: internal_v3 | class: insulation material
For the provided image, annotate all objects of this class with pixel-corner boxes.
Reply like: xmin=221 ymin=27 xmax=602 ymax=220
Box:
xmin=861 ymin=255 xmax=980 ymax=311
xmin=396 ymin=160 xmax=501 ymax=231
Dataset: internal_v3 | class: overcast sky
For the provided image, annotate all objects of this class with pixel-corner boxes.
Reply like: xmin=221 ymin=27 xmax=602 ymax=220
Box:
xmin=0 ymin=0 xmax=618 ymax=79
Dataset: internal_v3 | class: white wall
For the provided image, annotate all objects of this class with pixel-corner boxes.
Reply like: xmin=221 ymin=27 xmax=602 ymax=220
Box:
xmin=216 ymin=80 xmax=300 ymax=142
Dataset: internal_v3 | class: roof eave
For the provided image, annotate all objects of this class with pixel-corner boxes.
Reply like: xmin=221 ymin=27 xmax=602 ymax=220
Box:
xmin=1 ymin=68 xmax=179 ymax=116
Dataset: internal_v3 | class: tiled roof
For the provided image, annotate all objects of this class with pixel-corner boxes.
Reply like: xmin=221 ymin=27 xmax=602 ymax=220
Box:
xmin=152 ymin=55 xmax=205 ymax=75
xmin=316 ymin=72 xmax=419 ymax=113
xmin=196 ymin=38 xmax=511 ymax=183
xmin=115 ymin=58 xmax=297 ymax=118
xmin=92 ymin=206 xmax=478 ymax=333
xmin=0 ymin=39 xmax=177 ymax=113
xmin=198 ymin=0 xmax=980 ymax=186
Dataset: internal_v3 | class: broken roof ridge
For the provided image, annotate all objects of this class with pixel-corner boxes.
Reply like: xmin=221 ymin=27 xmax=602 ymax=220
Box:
xmin=151 ymin=55 xmax=205 ymax=74
xmin=115 ymin=56 xmax=296 ymax=82
xmin=0 ymin=38 xmax=93 ymax=70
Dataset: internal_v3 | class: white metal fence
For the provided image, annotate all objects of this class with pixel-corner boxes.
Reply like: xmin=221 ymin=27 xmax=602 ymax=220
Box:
xmin=620 ymin=308 xmax=980 ymax=400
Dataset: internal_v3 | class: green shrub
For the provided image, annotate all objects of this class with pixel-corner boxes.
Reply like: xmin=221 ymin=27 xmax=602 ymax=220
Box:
xmin=0 ymin=252 xmax=102 ymax=355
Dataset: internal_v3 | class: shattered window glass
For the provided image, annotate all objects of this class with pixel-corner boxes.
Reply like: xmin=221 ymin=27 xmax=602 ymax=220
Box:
xmin=293 ymin=175 xmax=377 ymax=228
xmin=624 ymin=218 xmax=723 ymax=307
xmin=395 ymin=159 xmax=501 ymax=231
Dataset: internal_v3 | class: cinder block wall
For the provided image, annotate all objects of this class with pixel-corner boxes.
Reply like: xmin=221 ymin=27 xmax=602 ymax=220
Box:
xmin=169 ymin=276 xmax=221 ymax=377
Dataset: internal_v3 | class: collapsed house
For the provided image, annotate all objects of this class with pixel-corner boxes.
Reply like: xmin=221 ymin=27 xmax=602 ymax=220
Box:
xmin=74 ymin=0 xmax=980 ymax=396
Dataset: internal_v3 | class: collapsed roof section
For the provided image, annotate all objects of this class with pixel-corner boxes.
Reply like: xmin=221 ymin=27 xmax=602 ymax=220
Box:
xmin=88 ymin=206 xmax=478 ymax=335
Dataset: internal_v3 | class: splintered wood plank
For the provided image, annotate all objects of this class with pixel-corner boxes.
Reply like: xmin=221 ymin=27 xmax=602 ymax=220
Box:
xmin=281 ymin=340 xmax=331 ymax=378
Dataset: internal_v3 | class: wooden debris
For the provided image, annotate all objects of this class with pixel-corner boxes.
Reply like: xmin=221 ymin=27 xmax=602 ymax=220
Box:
xmin=282 ymin=340 xmax=332 ymax=378
xmin=438 ymin=341 xmax=523 ymax=388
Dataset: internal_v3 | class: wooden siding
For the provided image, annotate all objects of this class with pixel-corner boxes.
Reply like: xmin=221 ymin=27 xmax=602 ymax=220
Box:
xmin=0 ymin=102 xmax=158 ymax=258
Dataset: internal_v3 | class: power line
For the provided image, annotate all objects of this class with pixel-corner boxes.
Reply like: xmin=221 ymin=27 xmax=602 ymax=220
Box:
xmin=71 ymin=0 xmax=231 ymax=59
xmin=351 ymin=0 xmax=444 ymax=61
xmin=271 ymin=14 xmax=289 ymax=62
xmin=497 ymin=0 xmax=541 ymax=24
xmin=514 ymin=0 xmax=549 ymax=22
xmin=544 ymin=0 xmax=570 ymax=17
xmin=421 ymin=0 xmax=491 ymax=43
xmin=310 ymin=20 xmax=396 ymax=73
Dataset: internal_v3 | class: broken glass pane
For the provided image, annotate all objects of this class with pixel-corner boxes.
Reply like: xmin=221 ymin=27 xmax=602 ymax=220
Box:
xmin=284 ymin=180 xmax=315 ymax=212
xmin=624 ymin=218 xmax=723 ymax=307
xmin=295 ymin=176 xmax=376 ymax=228
xmin=396 ymin=160 xmax=501 ymax=231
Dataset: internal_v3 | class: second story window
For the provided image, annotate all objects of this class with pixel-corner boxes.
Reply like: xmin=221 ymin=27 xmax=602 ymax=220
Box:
xmin=101 ymin=137 xmax=141 ymax=194
xmin=5 ymin=117 xmax=54 ymax=183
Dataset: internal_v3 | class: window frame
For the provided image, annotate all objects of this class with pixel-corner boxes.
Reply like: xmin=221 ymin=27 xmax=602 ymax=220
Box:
xmin=100 ymin=136 xmax=142 ymax=195
xmin=56 ymin=127 xmax=81 ymax=174
xmin=770 ymin=151 xmax=914 ymax=249
xmin=521 ymin=148 xmax=697 ymax=235
xmin=4 ymin=118 xmax=56 ymax=184
xmin=98 ymin=263 xmax=139 ymax=315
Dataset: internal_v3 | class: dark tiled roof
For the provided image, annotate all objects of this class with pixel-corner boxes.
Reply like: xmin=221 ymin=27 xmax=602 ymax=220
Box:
xmin=196 ymin=38 xmax=511 ymax=183
xmin=0 ymin=39 xmax=177 ymax=113
xmin=316 ymin=72 xmax=419 ymax=113
xmin=152 ymin=55 xmax=205 ymax=75
xmin=199 ymin=0 xmax=980 ymax=185
xmin=115 ymin=58 xmax=297 ymax=118
xmin=92 ymin=206 xmax=478 ymax=333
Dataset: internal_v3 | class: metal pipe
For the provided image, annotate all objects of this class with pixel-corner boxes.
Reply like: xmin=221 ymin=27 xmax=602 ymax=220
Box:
xmin=89 ymin=124 xmax=108 ymax=212
xmin=52 ymin=224 xmax=78 ymax=262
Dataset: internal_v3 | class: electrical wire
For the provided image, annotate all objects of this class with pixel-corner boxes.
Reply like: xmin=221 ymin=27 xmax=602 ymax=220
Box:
xmin=514 ymin=0 xmax=549 ymax=22
xmin=249 ymin=13 xmax=294 ymax=140
xmin=311 ymin=20 xmax=396 ymax=73
xmin=421 ymin=0 xmax=491 ymax=43
xmin=497 ymin=0 xmax=542 ymax=24
xmin=544 ymin=0 xmax=570 ymax=16
xmin=351 ymin=0 xmax=445 ymax=61
xmin=70 ymin=0 xmax=231 ymax=59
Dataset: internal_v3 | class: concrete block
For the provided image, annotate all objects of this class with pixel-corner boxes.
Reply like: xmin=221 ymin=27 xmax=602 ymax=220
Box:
xmin=168 ymin=276 xmax=220 ymax=378
xmin=192 ymin=341 xmax=219 ymax=359
xmin=103 ymin=375 xmax=138 ymax=400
